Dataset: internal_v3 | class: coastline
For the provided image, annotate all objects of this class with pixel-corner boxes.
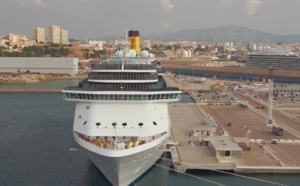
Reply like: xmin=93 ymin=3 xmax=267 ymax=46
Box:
xmin=0 ymin=73 xmax=87 ymax=85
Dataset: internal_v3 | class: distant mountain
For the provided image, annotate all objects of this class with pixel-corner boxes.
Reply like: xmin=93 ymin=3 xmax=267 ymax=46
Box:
xmin=96 ymin=25 xmax=300 ymax=43
xmin=144 ymin=25 xmax=300 ymax=43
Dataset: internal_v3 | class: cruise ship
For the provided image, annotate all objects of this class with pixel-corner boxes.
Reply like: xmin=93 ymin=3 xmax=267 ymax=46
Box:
xmin=62 ymin=30 xmax=181 ymax=186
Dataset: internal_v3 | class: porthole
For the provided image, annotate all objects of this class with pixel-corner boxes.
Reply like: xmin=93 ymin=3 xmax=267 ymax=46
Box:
xmin=78 ymin=115 xmax=81 ymax=119
xmin=83 ymin=121 xmax=87 ymax=125
xmin=112 ymin=122 xmax=117 ymax=126
xmin=138 ymin=123 xmax=143 ymax=126
xmin=96 ymin=122 xmax=100 ymax=126
xmin=122 ymin=123 xmax=127 ymax=126
xmin=86 ymin=106 xmax=90 ymax=109
xmin=153 ymin=121 xmax=157 ymax=126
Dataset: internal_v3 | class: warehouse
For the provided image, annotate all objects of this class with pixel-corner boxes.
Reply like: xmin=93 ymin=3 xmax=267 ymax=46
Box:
xmin=0 ymin=57 xmax=78 ymax=75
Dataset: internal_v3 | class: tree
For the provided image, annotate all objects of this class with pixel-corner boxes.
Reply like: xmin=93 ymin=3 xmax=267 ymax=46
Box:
xmin=166 ymin=45 xmax=172 ymax=50
xmin=5 ymin=42 xmax=10 ymax=47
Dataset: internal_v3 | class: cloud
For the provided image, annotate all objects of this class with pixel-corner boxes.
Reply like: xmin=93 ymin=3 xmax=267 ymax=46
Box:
xmin=161 ymin=20 xmax=170 ymax=29
xmin=221 ymin=0 xmax=234 ymax=6
xmin=246 ymin=0 xmax=261 ymax=16
xmin=2 ymin=0 xmax=47 ymax=8
xmin=158 ymin=0 xmax=174 ymax=12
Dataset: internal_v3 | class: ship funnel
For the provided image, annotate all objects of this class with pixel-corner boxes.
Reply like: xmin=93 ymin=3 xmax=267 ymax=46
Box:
xmin=128 ymin=30 xmax=141 ymax=53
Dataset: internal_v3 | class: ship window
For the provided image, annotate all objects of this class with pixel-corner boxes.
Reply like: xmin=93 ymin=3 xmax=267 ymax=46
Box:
xmin=166 ymin=94 xmax=170 ymax=99
xmin=122 ymin=123 xmax=127 ymax=126
xmin=78 ymin=115 xmax=81 ymax=119
xmin=90 ymin=94 xmax=94 ymax=99
xmin=138 ymin=123 xmax=143 ymax=126
xmin=137 ymin=95 xmax=142 ymax=100
xmin=83 ymin=121 xmax=87 ymax=125
xmin=153 ymin=121 xmax=157 ymax=126
xmin=86 ymin=106 xmax=90 ymax=109
xmin=114 ymin=95 xmax=119 ymax=100
xmin=112 ymin=122 xmax=117 ymax=126
xmin=96 ymin=122 xmax=101 ymax=126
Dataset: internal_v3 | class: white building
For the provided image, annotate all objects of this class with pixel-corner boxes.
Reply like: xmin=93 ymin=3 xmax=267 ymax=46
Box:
xmin=89 ymin=40 xmax=105 ymax=45
xmin=33 ymin=27 xmax=45 ymax=43
xmin=274 ymin=84 xmax=300 ymax=101
xmin=0 ymin=57 xmax=78 ymax=75
xmin=48 ymin=25 xmax=61 ymax=44
xmin=8 ymin=33 xmax=19 ymax=43
xmin=60 ymin=29 xmax=69 ymax=44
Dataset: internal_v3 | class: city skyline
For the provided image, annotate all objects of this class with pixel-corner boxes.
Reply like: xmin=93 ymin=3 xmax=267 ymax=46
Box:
xmin=1 ymin=0 xmax=300 ymax=38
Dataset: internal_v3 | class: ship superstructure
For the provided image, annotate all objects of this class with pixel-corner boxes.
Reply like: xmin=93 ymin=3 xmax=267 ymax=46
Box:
xmin=63 ymin=30 xmax=181 ymax=186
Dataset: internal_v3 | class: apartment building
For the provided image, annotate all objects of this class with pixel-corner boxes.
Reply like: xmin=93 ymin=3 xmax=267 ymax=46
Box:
xmin=60 ymin=29 xmax=69 ymax=44
xmin=48 ymin=25 xmax=61 ymax=44
xmin=33 ymin=27 xmax=45 ymax=43
xmin=8 ymin=33 xmax=19 ymax=43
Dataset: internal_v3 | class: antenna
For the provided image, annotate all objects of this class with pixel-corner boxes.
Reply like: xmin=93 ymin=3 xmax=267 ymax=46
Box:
xmin=125 ymin=28 xmax=129 ymax=55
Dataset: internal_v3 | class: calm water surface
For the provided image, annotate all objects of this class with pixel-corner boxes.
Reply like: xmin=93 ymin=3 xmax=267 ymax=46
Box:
xmin=0 ymin=81 xmax=299 ymax=185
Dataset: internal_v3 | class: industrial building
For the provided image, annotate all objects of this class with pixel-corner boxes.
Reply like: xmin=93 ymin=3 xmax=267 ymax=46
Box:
xmin=0 ymin=57 xmax=78 ymax=75
xmin=246 ymin=44 xmax=300 ymax=71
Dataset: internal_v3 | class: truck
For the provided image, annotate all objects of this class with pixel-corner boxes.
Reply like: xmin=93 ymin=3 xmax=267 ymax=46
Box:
xmin=272 ymin=126 xmax=283 ymax=136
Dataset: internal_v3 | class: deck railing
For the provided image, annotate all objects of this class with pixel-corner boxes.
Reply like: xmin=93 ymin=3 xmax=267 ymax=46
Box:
xmin=75 ymin=132 xmax=166 ymax=151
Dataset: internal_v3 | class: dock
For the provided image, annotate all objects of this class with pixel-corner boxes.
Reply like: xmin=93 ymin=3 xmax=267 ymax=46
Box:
xmin=165 ymin=76 xmax=300 ymax=174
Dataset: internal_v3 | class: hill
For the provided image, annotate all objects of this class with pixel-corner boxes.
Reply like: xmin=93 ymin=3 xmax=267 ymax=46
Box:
xmin=98 ymin=25 xmax=300 ymax=43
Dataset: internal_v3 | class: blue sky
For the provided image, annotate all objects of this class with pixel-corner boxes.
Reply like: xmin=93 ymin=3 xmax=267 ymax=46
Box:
xmin=1 ymin=0 xmax=300 ymax=38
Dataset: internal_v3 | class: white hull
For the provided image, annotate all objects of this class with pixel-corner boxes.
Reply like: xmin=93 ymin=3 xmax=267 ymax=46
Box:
xmin=85 ymin=142 xmax=164 ymax=186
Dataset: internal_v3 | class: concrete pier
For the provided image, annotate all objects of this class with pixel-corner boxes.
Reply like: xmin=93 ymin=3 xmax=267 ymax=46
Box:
xmin=165 ymin=76 xmax=300 ymax=174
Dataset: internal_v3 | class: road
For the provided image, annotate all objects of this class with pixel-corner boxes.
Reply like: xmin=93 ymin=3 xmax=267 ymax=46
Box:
xmin=202 ymin=105 xmax=297 ymax=141
xmin=227 ymin=87 xmax=300 ymax=137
